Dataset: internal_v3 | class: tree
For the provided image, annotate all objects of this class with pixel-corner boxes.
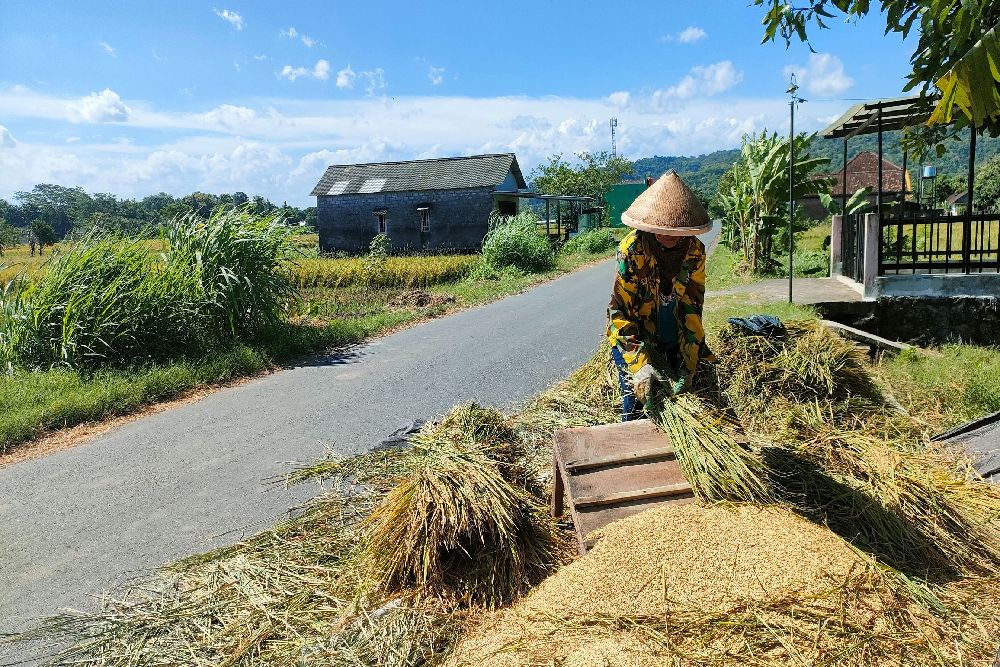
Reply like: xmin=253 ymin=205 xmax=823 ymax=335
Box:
xmin=0 ymin=220 xmax=19 ymax=256
xmin=716 ymin=132 xmax=833 ymax=273
xmin=15 ymin=184 xmax=93 ymax=237
xmin=756 ymin=0 xmax=1000 ymax=141
xmin=30 ymin=220 xmax=57 ymax=253
xmin=181 ymin=192 xmax=220 ymax=218
xmin=530 ymin=151 xmax=635 ymax=225
xmin=973 ymin=154 xmax=1000 ymax=212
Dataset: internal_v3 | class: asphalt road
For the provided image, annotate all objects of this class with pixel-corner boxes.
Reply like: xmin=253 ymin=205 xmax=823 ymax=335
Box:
xmin=0 ymin=258 xmax=619 ymax=649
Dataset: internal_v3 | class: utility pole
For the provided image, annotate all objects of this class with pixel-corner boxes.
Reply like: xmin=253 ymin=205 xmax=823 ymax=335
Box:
xmin=610 ymin=118 xmax=618 ymax=158
xmin=786 ymin=73 xmax=806 ymax=304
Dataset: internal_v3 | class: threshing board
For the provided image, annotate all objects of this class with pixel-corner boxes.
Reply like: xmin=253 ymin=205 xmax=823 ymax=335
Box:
xmin=552 ymin=419 xmax=694 ymax=553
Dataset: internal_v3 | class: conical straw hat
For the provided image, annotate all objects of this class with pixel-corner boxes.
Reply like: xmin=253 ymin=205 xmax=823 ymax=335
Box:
xmin=621 ymin=170 xmax=713 ymax=235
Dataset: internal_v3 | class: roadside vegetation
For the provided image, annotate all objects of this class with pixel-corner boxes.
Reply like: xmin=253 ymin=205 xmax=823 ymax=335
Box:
xmin=0 ymin=208 xmax=616 ymax=457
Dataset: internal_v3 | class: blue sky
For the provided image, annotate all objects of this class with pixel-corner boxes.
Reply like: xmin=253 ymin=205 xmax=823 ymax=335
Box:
xmin=0 ymin=1 xmax=917 ymax=206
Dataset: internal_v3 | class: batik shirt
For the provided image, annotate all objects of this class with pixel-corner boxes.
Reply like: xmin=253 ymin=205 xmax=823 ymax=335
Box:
xmin=607 ymin=230 xmax=714 ymax=379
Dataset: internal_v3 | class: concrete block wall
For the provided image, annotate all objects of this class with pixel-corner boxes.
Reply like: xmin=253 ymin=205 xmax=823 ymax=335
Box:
xmin=317 ymin=187 xmax=496 ymax=253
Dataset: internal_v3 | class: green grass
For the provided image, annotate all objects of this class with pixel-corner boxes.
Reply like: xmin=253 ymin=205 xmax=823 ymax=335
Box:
xmin=879 ymin=344 xmax=1000 ymax=430
xmin=0 ymin=247 xmax=614 ymax=456
xmin=705 ymin=242 xmax=751 ymax=291
xmin=708 ymin=222 xmax=834 ymax=290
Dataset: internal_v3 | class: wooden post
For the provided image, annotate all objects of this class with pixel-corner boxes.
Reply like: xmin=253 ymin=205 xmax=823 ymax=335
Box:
xmin=842 ymin=138 xmax=849 ymax=213
xmin=545 ymin=199 xmax=551 ymax=237
xmin=964 ymin=124 xmax=977 ymax=274
xmin=830 ymin=214 xmax=843 ymax=277
xmin=876 ymin=102 xmax=884 ymax=221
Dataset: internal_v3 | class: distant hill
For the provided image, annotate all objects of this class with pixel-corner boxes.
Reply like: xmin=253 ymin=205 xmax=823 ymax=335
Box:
xmin=632 ymin=150 xmax=740 ymax=199
xmin=630 ymin=132 xmax=1000 ymax=199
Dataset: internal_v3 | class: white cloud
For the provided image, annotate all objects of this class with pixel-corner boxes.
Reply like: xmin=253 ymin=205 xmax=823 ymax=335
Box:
xmin=0 ymin=84 xmax=849 ymax=206
xmin=428 ymin=66 xmax=445 ymax=86
xmin=254 ymin=54 xmax=268 ymax=61
xmin=608 ymin=91 xmax=630 ymax=108
xmin=280 ymin=65 xmax=307 ymax=81
xmin=785 ymin=53 xmax=854 ymax=96
xmin=361 ymin=68 xmax=386 ymax=96
xmin=660 ymin=61 xmax=742 ymax=100
xmin=152 ymin=49 xmax=167 ymax=63
xmin=677 ymin=26 xmax=707 ymax=43
xmin=281 ymin=27 xmax=317 ymax=47
xmin=98 ymin=41 xmax=117 ymax=57
xmin=313 ymin=59 xmax=330 ymax=81
xmin=280 ymin=60 xmax=330 ymax=82
xmin=336 ymin=65 xmax=356 ymax=89
xmin=213 ymin=8 xmax=244 ymax=30
xmin=0 ymin=125 xmax=16 ymax=148
xmin=200 ymin=104 xmax=257 ymax=130
xmin=66 ymin=89 xmax=131 ymax=123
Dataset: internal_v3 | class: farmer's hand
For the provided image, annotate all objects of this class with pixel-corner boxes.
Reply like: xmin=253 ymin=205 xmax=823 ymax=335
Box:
xmin=632 ymin=364 xmax=662 ymax=404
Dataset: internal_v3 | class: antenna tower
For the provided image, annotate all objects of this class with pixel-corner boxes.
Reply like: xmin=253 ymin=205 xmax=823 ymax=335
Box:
xmin=609 ymin=118 xmax=618 ymax=157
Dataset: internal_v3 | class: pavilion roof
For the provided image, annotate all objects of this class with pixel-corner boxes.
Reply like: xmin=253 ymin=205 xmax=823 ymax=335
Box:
xmin=821 ymin=95 xmax=933 ymax=139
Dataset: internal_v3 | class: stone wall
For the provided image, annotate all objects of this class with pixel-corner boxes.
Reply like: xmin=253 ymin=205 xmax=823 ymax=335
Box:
xmin=819 ymin=296 xmax=1000 ymax=346
xmin=317 ymin=187 xmax=497 ymax=253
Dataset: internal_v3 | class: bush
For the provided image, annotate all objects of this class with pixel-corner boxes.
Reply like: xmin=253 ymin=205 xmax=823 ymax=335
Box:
xmin=481 ymin=212 xmax=554 ymax=274
xmin=561 ymin=228 xmax=617 ymax=254
xmin=0 ymin=207 xmax=294 ymax=369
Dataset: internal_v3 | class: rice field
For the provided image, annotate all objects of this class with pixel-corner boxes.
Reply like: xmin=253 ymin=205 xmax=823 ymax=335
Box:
xmin=293 ymin=254 xmax=479 ymax=289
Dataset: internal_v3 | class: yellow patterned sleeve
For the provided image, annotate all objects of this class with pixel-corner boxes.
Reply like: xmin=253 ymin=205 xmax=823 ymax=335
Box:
xmin=607 ymin=244 xmax=650 ymax=375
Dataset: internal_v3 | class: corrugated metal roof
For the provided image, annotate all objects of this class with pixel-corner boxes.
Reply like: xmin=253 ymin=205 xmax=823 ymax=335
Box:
xmin=310 ymin=153 xmax=526 ymax=196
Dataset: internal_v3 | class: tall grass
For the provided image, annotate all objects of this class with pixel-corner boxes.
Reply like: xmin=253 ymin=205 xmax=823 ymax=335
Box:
xmin=0 ymin=208 xmax=293 ymax=369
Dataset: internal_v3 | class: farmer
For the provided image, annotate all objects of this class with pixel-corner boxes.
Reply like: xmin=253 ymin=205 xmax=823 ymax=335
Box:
xmin=607 ymin=171 xmax=715 ymax=421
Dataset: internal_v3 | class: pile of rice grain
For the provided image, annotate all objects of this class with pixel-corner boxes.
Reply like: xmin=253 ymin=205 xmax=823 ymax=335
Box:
xmin=445 ymin=503 xmax=996 ymax=667
xmin=523 ymin=503 xmax=862 ymax=616
xmin=447 ymin=504 xmax=867 ymax=665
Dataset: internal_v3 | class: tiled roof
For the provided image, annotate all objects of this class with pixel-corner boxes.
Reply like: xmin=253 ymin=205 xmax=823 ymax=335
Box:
xmin=310 ymin=153 xmax=525 ymax=196
xmin=823 ymin=151 xmax=911 ymax=193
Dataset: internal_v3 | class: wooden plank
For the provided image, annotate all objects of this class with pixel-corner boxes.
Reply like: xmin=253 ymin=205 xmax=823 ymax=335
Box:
xmin=821 ymin=319 xmax=912 ymax=355
xmin=553 ymin=419 xmax=695 ymax=552
xmin=550 ymin=448 xmax=565 ymax=518
xmin=565 ymin=446 xmax=676 ymax=473
xmin=574 ymin=482 xmax=693 ymax=509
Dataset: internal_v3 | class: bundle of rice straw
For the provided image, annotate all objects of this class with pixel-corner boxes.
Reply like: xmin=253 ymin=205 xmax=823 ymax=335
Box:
xmin=646 ymin=392 xmax=773 ymax=503
xmin=446 ymin=503 xmax=1000 ymax=667
xmin=712 ymin=320 xmax=1000 ymax=577
xmin=715 ymin=319 xmax=888 ymax=431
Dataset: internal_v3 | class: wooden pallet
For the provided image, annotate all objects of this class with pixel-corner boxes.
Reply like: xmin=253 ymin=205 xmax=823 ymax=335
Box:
xmin=551 ymin=419 xmax=694 ymax=553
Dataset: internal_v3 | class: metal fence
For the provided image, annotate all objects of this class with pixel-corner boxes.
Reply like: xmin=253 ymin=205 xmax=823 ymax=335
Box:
xmin=841 ymin=213 xmax=866 ymax=281
xmin=880 ymin=212 xmax=1000 ymax=274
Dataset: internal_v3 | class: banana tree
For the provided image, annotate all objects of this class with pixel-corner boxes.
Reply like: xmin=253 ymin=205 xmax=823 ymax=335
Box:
xmin=820 ymin=187 xmax=872 ymax=216
xmin=719 ymin=131 xmax=833 ymax=273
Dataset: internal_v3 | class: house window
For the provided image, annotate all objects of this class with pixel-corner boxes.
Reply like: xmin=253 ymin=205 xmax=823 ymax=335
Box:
xmin=418 ymin=206 xmax=430 ymax=232
xmin=375 ymin=211 xmax=387 ymax=233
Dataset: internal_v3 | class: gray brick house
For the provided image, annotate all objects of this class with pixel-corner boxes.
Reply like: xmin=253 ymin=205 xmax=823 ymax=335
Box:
xmin=310 ymin=153 xmax=527 ymax=253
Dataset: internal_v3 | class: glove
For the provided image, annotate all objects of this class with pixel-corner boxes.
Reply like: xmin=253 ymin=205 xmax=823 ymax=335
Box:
xmin=663 ymin=373 xmax=690 ymax=397
xmin=632 ymin=364 xmax=662 ymax=404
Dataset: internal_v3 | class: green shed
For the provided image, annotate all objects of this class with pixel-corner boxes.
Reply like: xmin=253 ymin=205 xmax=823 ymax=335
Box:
xmin=604 ymin=182 xmax=650 ymax=228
